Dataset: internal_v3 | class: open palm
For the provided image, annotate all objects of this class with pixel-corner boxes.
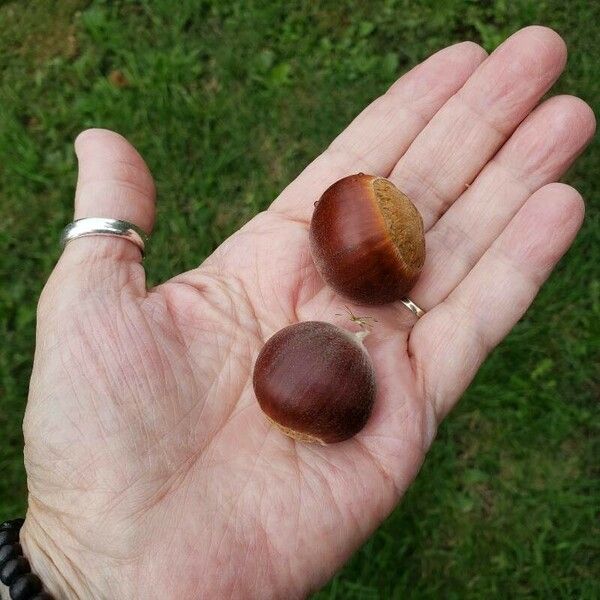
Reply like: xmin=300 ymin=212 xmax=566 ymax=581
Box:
xmin=21 ymin=27 xmax=594 ymax=600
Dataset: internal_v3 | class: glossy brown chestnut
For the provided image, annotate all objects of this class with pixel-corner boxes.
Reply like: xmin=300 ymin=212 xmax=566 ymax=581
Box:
xmin=310 ymin=173 xmax=425 ymax=304
xmin=253 ymin=321 xmax=376 ymax=444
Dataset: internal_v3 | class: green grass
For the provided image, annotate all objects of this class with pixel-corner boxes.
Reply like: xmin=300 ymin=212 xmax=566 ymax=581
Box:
xmin=0 ymin=0 xmax=598 ymax=597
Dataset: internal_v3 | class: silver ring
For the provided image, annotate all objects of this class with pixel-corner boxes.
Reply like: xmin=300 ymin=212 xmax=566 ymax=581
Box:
xmin=60 ymin=218 xmax=148 ymax=256
xmin=400 ymin=297 xmax=425 ymax=319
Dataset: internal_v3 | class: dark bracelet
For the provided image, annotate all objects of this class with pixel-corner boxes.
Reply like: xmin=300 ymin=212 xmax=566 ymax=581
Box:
xmin=0 ymin=520 xmax=53 ymax=600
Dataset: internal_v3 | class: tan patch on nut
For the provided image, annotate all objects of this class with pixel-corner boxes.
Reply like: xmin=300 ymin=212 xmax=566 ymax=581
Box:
xmin=373 ymin=177 xmax=425 ymax=271
xmin=265 ymin=415 xmax=326 ymax=445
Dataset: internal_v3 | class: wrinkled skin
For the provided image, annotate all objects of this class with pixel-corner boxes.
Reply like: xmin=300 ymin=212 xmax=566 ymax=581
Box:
xmin=18 ymin=27 xmax=594 ymax=599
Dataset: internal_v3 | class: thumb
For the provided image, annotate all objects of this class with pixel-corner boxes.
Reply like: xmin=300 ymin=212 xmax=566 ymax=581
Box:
xmin=52 ymin=128 xmax=156 ymax=296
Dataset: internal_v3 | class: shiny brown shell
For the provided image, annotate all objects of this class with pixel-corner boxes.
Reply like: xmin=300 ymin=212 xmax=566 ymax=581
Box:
xmin=309 ymin=173 xmax=425 ymax=304
xmin=253 ymin=321 xmax=376 ymax=444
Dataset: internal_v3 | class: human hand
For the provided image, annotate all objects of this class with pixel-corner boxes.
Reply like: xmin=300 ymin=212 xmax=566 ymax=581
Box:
xmin=19 ymin=26 xmax=594 ymax=599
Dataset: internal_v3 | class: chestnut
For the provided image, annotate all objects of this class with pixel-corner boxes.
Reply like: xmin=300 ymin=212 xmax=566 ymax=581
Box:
xmin=253 ymin=321 xmax=376 ymax=444
xmin=309 ymin=173 xmax=425 ymax=304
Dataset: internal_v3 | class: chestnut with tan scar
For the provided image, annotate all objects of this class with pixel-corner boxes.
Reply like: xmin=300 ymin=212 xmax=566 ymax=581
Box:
xmin=310 ymin=173 xmax=425 ymax=305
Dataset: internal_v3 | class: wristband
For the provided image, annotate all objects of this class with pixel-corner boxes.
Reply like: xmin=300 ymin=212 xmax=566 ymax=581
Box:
xmin=0 ymin=520 xmax=53 ymax=600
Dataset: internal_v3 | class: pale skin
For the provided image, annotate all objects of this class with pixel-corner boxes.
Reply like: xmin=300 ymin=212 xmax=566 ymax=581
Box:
xmin=13 ymin=26 xmax=594 ymax=599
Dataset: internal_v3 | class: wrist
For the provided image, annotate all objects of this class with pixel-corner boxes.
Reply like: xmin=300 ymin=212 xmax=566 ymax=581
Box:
xmin=19 ymin=513 xmax=87 ymax=600
xmin=19 ymin=500 xmax=141 ymax=600
xmin=0 ymin=518 xmax=54 ymax=599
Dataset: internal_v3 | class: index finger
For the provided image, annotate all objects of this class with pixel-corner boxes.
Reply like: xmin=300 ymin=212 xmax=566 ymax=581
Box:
xmin=270 ymin=41 xmax=487 ymax=222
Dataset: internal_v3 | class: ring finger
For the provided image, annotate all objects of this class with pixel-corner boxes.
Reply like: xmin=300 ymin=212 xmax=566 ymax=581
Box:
xmin=411 ymin=94 xmax=595 ymax=310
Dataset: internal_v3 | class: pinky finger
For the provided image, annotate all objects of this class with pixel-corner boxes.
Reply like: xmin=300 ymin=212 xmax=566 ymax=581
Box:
xmin=414 ymin=182 xmax=585 ymax=420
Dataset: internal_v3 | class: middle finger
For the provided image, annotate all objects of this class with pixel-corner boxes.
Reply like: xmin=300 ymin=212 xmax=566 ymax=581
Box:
xmin=389 ymin=26 xmax=567 ymax=230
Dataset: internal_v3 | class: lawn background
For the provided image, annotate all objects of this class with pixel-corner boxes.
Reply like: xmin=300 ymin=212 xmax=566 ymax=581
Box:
xmin=0 ymin=0 xmax=598 ymax=597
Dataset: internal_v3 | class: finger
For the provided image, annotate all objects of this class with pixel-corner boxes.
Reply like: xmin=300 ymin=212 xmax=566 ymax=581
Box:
xmin=54 ymin=129 xmax=156 ymax=295
xmin=411 ymin=95 xmax=595 ymax=309
xmin=271 ymin=41 xmax=487 ymax=221
xmin=389 ymin=26 xmax=567 ymax=230
xmin=413 ymin=183 xmax=584 ymax=419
